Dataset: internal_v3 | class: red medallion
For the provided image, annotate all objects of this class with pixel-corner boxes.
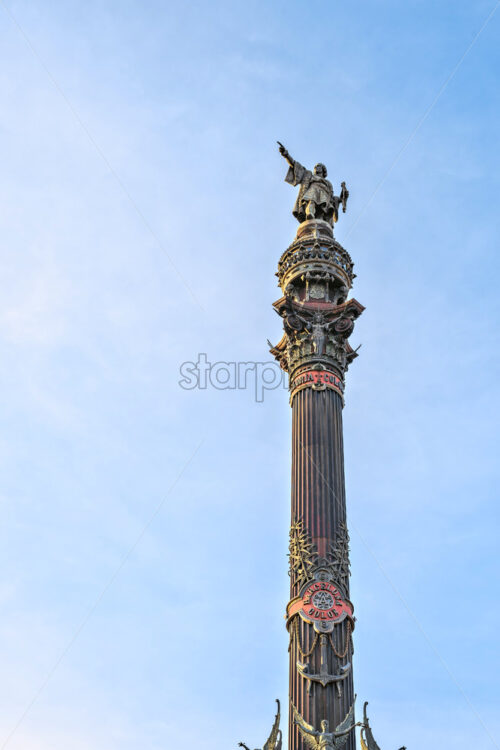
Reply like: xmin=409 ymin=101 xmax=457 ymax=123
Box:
xmin=287 ymin=580 xmax=353 ymax=632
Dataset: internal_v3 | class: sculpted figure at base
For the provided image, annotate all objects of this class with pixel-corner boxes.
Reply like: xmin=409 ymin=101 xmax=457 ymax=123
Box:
xmin=292 ymin=701 xmax=358 ymax=750
xmin=278 ymin=142 xmax=349 ymax=225
xmin=238 ymin=699 xmax=282 ymax=750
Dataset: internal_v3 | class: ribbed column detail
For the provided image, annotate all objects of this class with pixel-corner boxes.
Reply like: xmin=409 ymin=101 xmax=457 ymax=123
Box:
xmin=288 ymin=387 xmax=355 ymax=750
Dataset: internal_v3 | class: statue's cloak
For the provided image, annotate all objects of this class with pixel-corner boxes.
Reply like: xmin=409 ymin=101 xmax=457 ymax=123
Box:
xmin=285 ymin=161 xmax=335 ymax=222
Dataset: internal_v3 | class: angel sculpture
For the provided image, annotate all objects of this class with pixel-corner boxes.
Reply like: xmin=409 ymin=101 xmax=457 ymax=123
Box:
xmin=239 ymin=699 xmax=282 ymax=750
xmin=292 ymin=701 xmax=358 ymax=750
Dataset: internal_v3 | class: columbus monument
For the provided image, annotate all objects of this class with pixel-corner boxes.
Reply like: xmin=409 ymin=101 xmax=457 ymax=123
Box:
xmin=237 ymin=145 xmax=404 ymax=750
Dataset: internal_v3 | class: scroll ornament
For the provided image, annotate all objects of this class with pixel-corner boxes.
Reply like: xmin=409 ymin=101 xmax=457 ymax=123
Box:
xmin=238 ymin=699 xmax=282 ymax=750
xmin=360 ymin=702 xmax=406 ymax=750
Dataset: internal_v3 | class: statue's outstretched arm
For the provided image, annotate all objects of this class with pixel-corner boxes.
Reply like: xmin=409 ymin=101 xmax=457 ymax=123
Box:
xmin=333 ymin=721 xmax=364 ymax=737
xmin=277 ymin=141 xmax=295 ymax=168
xmin=238 ymin=743 xmax=251 ymax=750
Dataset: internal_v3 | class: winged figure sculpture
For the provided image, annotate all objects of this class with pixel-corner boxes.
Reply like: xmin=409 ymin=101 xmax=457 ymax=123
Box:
xmin=239 ymin=699 xmax=282 ymax=750
xmin=292 ymin=701 xmax=357 ymax=750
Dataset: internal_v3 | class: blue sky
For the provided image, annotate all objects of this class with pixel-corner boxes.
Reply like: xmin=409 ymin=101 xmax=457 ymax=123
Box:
xmin=0 ymin=1 xmax=499 ymax=748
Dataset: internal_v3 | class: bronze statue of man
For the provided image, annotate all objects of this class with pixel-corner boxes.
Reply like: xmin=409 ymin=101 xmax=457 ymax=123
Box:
xmin=278 ymin=142 xmax=348 ymax=225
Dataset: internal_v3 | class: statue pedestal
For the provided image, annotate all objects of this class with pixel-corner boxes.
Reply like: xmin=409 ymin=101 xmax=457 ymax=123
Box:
xmin=296 ymin=219 xmax=333 ymax=241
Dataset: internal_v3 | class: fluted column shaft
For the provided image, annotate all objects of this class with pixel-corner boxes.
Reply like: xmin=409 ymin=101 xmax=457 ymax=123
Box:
xmin=288 ymin=388 xmax=355 ymax=750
